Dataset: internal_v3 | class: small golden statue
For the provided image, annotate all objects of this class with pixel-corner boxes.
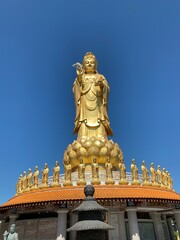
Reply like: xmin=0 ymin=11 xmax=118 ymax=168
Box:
xmin=141 ymin=161 xmax=150 ymax=186
xmin=157 ymin=165 xmax=162 ymax=185
xmin=32 ymin=166 xmax=39 ymax=190
xmin=91 ymin=158 xmax=100 ymax=185
xmin=22 ymin=171 xmax=27 ymax=191
xmin=52 ymin=161 xmax=60 ymax=187
xmin=27 ymin=168 xmax=33 ymax=190
xmin=41 ymin=163 xmax=49 ymax=188
xmin=165 ymin=170 xmax=169 ymax=187
xmin=161 ymin=168 xmax=167 ymax=188
xmin=63 ymin=160 xmax=72 ymax=186
xmin=72 ymin=52 xmax=113 ymax=142
xmin=131 ymin=159 xmax=140 ymax=185
xmin=17 ymin=175 xmax=23 ymax=194
xmin=150 ymin=163 xmax=158 ymax=186
xmin=105 ymin=157 xmax=114 ymax=185
xmin=166 ymin=172 xmax=173 ymax=189
xmin=119 ymin=161 xmax=128 ymax=185
xmin=77 ymin=158 xmax=86 ymax=186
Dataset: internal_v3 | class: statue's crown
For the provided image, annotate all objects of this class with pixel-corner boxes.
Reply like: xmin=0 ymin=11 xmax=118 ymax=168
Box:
xmin=84 ymin=52 xmax=95 ymax=58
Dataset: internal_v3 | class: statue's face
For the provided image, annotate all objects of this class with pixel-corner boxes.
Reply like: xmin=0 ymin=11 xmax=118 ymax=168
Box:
xmin=84 ymin=57 xmax=96 ymax=73
xmin=10 ymin=225 xmax=15 ymax=233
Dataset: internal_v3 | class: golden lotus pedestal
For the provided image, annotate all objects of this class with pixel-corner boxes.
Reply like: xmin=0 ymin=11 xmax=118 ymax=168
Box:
xmin=63 ymin=137 xmax=124 ymax=172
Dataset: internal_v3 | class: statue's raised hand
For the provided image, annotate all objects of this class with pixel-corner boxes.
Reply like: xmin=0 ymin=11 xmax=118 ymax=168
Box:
xmin=72 ymin=62 xmax=84 ymax=76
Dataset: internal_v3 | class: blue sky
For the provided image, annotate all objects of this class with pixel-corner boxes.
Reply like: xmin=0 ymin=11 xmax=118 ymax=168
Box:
xmin=0 ymin=0 xmax=180 ymax=204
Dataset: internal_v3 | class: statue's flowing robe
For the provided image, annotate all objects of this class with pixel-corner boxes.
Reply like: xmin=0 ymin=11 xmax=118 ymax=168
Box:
xmin=6 ymin=232 xmax=18 ymax=240
xmin=73 ymin=73 xmax=113 ymax=141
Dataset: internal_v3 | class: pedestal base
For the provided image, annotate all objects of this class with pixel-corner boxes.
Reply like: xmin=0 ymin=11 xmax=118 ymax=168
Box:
xmin=131 ymin=180 xmax=141 ymax=186
xmin=119 ymin=179 xmax=128 ymax=185
xmin=105 ymin=179 xmax=115 ymax=185
xmin=91 ymin=179 xmax=101 ymax=185
xmin=63 ymin=181 xmax=73 ymax=187
xmin=77 ymin=180 xmax=86 ymax=186
xmin=52 ymin=182 xmax=60 ymax=187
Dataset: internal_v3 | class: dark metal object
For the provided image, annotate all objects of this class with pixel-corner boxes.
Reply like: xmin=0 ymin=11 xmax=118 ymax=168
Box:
xmin=67 ymin=185 xmax=114 ymax=240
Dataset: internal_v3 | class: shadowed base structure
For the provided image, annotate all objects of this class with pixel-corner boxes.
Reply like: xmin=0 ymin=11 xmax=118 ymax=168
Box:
xmin=67 ymin=185 xmax=114 ymax=240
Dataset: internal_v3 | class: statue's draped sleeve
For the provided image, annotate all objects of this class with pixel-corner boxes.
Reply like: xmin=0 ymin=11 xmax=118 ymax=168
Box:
xmin=101 ymin=75 xmax=110 ymax=121
xmin=101 ymin=75 xmax=113 ymax=136
xmin=73 ymin=78 xmax=81 ymax=133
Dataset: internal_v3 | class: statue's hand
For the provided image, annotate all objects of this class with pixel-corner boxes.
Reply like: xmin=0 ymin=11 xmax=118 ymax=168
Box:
xmin=95 ymin=76 xmax=104 ymax=87
xmin=95 ymin=80 xmax=103 ymax=87
xmin=3 ymin=230 xmax=8 ymax=236
xmin=72 ymin=62 xmax=82 ymax=70
xmin=72 ymin=62 xmax=84 ymax=76
xmin=98 ymin=80 xmax=104 ymax=87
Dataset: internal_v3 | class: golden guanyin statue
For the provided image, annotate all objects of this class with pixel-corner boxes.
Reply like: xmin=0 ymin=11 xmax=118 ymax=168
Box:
xmin=73 ymin=52 xmax=113 ymax=142
xmin=27 ymin=168 xmax=33 ymax=190
xmin=52 ymin=161 xmax=60 ymax=187
xmin=161 ymin=168 xmax=167 ymax=187
xmin=63 ymin=160 xmax=72 ymax=186
xmin=77 ymin=159 xmax=86 ymax=186
xmin=63 ymin=52 xmax=123 ymax=172
xmin=42 ymin=163 xmax=49 ymax=188
xmin=131 ymin=159 xmax=140 ymax=185
xmin=157 ymin=165 xmax=162 ymax=185
xmin=150 ymin=163 xmax=158 ymax=186
xmin=33 ymin=166 xmax=39 ymax=189
xmin=119 ymin=161 xmax=128 ymax=185
xmin=91 ymin=158 xmax=100 ymax=185
xmin=17 ymin=175 xmax=22 ymax=194
xmin=141 ymin=161 xmax=150 ymax=185
xmin=105 ymin=157 xmax=114 ymax=185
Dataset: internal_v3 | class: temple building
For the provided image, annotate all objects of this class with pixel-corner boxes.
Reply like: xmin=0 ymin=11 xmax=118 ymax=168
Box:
xmin=1 ymin=52 xmax=180 ymax=240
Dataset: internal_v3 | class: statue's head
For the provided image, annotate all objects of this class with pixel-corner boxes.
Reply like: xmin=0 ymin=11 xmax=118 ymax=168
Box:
xmin=10 ymin=224 xmax=16 ymax=233
xmin=82 ymin=52 xmax=98 ymax=73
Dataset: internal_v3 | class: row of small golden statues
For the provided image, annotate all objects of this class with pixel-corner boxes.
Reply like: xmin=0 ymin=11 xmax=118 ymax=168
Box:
xmin=131 ymin=159 xmax=173 ymax=188
xmin=16 ymin=161 xmax=60 ymax=194
xmin=16 ymin=158 xmax=173 ymax=195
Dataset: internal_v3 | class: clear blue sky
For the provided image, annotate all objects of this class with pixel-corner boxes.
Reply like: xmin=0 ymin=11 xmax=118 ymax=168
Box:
xmin=0 ymin=0 xmax=180 ymax=204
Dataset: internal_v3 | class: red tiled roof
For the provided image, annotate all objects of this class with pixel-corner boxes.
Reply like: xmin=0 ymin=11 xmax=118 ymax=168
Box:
xmin=1 ymin=185 xmax=180 ymax=208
